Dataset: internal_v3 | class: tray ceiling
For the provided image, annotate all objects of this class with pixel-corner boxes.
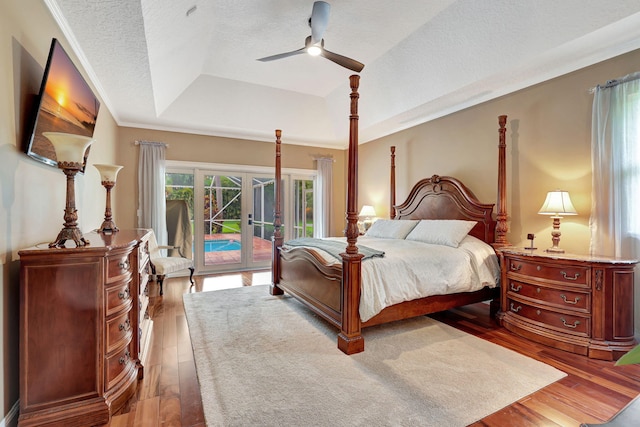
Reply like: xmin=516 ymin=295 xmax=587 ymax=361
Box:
xmin=48 ymin=0 xmax=640 ymax=148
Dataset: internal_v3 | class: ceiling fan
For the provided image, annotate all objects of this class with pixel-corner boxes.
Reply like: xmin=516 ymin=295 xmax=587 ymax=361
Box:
xmin=257 ymin=1 xmax=364 ymax=73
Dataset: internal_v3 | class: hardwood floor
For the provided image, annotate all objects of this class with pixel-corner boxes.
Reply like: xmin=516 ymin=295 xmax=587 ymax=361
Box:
xmin=110 ymin=271 xmax=640 ymax=426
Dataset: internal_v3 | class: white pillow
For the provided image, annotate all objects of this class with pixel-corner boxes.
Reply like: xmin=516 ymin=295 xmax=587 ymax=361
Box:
xmin=364 ymin=219 xmax=419 ymax=239
xmin=405 ymin=220 xmax=477 ymax=247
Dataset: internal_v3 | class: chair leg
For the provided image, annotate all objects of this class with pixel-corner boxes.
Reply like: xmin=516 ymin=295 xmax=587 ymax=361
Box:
xmin=188 ymin=267 xmax=195 ymax=292
xmin=158 ymin=275 xmax=165 ymax=296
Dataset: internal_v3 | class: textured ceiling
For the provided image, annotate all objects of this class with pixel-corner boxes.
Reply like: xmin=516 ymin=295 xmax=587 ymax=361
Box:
xmin=47 ymin=0 xmax=640 ymax=148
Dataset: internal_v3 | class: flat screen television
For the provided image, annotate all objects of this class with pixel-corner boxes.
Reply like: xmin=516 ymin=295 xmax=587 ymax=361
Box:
xmin=24 ymin=38 xmax=100 ymax=169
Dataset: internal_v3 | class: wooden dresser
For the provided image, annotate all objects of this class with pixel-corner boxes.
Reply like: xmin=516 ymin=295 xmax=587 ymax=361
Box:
xmin=18 ymin=229 xmax=152 ymax=426
xmin=498 ymin=248 xmax=637 ymax=361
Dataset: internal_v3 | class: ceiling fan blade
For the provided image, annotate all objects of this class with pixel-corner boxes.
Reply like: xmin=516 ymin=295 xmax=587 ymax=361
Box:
xmin=257 ymin=47 xmax=305 ymax=62
xmin=320 ymin=49 xmax=365 ymax=72
xmin=310 ymin=1 xmax=331 ymax=44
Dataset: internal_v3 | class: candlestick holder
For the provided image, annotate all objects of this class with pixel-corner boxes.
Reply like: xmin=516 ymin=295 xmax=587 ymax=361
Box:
xmin=43 ymin=132 xmax=95 ymax=248
xmin=94 ymin=164 xmax=123 ymax=233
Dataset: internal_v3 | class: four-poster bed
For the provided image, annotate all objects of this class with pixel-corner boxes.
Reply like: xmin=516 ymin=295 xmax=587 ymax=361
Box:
xmin=270 ymin=75 xmax=509 ymax=354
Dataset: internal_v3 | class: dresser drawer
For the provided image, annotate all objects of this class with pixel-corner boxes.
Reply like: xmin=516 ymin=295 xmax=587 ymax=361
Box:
xmin=138 ymin=240 xmax=150 ymax=272
xmin=506 ymin=298 xmax=590 ymax=336
xmin=105 ymin=340 xmax=135 ymax=390
xmin=506 ymin=279 xmax=590 ymax=312
xmin=106 ymin=311 xmax=133 ymax=354
xmin=105 ymin=281 xmax=132 ymax=317
xmin=107 ymin=253 xmax=133 ymax=283
xmin=506 ymin=258 xmax=589 ymax=287
xmin=139 ymin=265 xmax=150 ymax=293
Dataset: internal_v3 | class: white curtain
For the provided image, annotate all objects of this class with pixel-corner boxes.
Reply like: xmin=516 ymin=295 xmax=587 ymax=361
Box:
xmin=314 ymin=157 xmax=333 ymax=238
xmin=590 ymin=71 xmax=640 ymax=333
xmin=138 ymin=141 xmax=168 ymax=246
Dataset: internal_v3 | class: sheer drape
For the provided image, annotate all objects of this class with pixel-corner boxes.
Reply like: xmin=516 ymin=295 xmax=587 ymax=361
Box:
xmin=138 ymin=141 xmax=168 ymax=246
xmin=314 ymin=157 xmax=333 ymax=238
xmin=590 ymin=71 xmax=640 ymax=333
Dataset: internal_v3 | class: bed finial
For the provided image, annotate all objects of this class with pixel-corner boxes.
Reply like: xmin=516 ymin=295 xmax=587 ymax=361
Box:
xmin=390 ymin=146 xmax=396 ymax=219
xmin=270 ymin=129 xmax=284 ymax=296
xmin=494 ymin=115 xmax=509 ymax=247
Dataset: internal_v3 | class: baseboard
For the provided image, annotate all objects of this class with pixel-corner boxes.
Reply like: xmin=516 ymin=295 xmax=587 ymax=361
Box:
xmin=1 ymin=400 xmax=19 ymax=427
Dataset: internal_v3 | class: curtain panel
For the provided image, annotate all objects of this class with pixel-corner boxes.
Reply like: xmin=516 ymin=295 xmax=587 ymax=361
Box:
xmin=590 ymin=71 xmax=640 ymax=333
xmin=138 ymin=141 xmax=168 ymax=247
xmin=314 ymin=157 xmax=333 ymax=238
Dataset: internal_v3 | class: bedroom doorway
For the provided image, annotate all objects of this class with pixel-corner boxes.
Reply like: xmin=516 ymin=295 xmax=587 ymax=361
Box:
xmin=166 ymin=163 xmax=316 ymax=275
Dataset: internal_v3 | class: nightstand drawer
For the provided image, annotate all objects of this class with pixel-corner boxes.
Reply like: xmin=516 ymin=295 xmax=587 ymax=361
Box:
xmin=506 ymin=280 xmax=590 ymax=312
xmin=507 ymin=298 xmax=589 ymax=336
xmin=506 ymin=258 xmax=588 ymax=287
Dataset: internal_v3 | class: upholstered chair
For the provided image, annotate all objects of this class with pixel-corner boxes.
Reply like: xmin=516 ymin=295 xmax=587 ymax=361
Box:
xmin=148 ymin=230 xmax=194 ymax=295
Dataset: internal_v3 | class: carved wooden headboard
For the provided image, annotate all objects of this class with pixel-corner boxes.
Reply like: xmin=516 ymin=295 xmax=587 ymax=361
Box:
xmin=393 ymin=175 xmax=496 ymax=244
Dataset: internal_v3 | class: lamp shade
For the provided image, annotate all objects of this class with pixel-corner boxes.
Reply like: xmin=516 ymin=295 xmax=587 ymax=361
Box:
xmin=538 ymin=190 xmax=577 ymax=216
xmin=43 ymin=132 xmax=94 ymax=164
xmin=94 ymin=164 xmax=123 ymax=182
xmin=359 ymin=205 xmax=376 ymax=217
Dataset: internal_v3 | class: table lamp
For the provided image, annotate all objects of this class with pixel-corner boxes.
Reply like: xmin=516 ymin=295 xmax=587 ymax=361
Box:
xmin=358 ymin=205 xmax=377 ymax=232
xmin=94 ymin=164 xmax=123 ymax=233
xmin=538 ymin=190 xmax=577 ymax=253
xmin=44 ymin=132 xmax=95 ymax=247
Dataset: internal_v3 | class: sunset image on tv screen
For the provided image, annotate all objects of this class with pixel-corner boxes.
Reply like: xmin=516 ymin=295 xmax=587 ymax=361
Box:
xmin=27 ymin=39 xmax=100 ymax=167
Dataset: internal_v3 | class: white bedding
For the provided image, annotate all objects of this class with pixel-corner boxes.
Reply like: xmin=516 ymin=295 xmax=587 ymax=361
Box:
xmin=284 ymin=235 xmax=500 ymax=322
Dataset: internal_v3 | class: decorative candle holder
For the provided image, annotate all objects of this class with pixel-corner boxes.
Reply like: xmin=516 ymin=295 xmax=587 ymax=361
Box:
xmin=44 ymin=132 xmax=95 ymax=248
xmin=94 ymin=164 xmax=123 ymax=233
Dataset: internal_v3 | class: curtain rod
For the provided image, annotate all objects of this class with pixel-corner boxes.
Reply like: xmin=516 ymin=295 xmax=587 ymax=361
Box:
xmin=589 ymin=71 xmax=640 ymax=93
xmin=134 ymin=140 xmax=169 ymax=147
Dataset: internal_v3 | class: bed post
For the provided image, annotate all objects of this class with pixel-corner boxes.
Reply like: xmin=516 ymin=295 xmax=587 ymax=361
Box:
xmin=390 ymin=146 xmax=396 ymax=219
xmin=494 ymin=115 xmax=509 ymax=248
xmin=338 ymin=75 xmax=365 ymax=355
xmin=270 ymin=129 xmax=284 ymax=296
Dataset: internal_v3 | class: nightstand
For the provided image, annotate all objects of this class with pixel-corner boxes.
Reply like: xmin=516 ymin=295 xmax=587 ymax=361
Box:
xmin=498 ymin=248 xmax=637 ymax=360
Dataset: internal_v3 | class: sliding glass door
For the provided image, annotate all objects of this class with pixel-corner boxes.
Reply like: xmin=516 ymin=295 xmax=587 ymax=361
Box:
xmin=166 ymin=163 xmax=315 ymax=275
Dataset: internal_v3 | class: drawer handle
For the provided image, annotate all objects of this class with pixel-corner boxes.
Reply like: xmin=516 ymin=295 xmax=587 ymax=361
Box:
xmin=509 ymin=303 xmax=522 ymax=313
xmin=119 ymin=350 xmax=131 ymax=365
xmin=510 ymin=263 xmax=522 ymax=272
xmin=118 ymin=286 xmax=130 ymax=300
xmin=560 ymin=317 xmax=581 ymax=329
xmin=509 ymin=283 xmax=522 ymax=292
xmin=560 ymin=294 xmax=581 ymax=305
xmin=118 ymin=259 xmax=130 ymax=270
xmin=560 ymin=271 xmax=580 ymax=281
xmin=119 ymin=318 xmax=131 ymax=332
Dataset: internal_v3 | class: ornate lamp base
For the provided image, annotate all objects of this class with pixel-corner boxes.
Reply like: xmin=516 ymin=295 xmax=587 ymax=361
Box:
xmin=50 ymin=226 xmax=89 ymax=248
xmin=98 ymin=220 xmax=119 ymax=234
xmin=544 ymin=216 xmax=565 ymax=253
xmin=96 ymin=178 xmax=119 ymax=234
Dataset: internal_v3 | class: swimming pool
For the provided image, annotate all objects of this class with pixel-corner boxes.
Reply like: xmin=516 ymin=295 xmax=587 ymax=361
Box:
xmin=204 ymin=239 xmax=241 ymax=252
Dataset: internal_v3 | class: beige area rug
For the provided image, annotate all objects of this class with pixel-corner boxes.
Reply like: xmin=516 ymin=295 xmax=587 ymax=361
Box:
xmin=183 ymin=285 xmax=566 ymax=426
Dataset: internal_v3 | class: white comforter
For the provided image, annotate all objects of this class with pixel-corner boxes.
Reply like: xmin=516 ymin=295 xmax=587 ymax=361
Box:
xmin=288 ymin=235 xmax=500 ymax=322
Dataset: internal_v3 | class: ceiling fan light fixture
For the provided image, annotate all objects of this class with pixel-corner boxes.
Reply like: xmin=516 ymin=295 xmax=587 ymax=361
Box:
xmin=307 ymin=45 xmax=322 ymax=56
